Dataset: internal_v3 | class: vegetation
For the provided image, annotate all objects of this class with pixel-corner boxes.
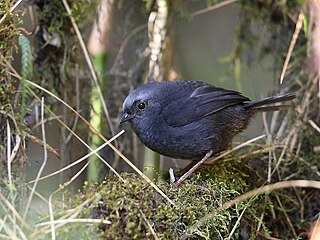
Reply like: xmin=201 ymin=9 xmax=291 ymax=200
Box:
xmin=1 ymin=0 xmax=319 ymax=239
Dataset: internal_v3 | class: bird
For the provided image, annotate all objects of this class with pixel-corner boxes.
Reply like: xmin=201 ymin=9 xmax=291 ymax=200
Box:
xmin=120 ymin=80 xmax=295 ymax=186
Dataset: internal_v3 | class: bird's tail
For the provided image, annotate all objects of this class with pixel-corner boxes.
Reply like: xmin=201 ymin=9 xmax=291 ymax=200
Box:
xmin=244 ymin=93 xmax=296 ymax=112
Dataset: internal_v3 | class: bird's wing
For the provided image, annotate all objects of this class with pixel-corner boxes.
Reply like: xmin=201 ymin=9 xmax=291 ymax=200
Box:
xmin=162 ymin=84 xmax=251 ymax=127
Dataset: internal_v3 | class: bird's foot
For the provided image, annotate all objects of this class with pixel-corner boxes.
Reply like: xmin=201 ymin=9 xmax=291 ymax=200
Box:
xmin=169 ymin=168 xmax=175 ymax=184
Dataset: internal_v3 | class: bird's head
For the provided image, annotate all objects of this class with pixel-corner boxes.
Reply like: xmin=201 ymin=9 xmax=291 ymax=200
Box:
xmin=120 ymin=83 xmax=163 ymax=131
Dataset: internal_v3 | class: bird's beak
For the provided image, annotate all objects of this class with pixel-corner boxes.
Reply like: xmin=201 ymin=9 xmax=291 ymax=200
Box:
xmin=119 ymin=112 xmax=134 ymax=124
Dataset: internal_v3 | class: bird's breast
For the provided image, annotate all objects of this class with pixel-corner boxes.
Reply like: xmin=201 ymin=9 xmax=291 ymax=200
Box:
xmin=133 ymin=119 xmax=213 ymax=160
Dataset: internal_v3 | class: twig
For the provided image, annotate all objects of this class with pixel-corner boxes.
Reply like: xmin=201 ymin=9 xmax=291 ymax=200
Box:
xmin=310 ymin=215 xmax=320 ymax=240
xmin=229 ymin=180 xmax=320 ymax=214
xmin=280 ymin=11 xmax=304 ymax=84
xmin=256 ymin=212 xmax=265 ymax=238
xmin=26 ymin=133 xmax=60 ymax=158
xmin=271 ymin=128 xmax=294 ymax=177
xmin=275 ymin=115 xmax=288 ymax=140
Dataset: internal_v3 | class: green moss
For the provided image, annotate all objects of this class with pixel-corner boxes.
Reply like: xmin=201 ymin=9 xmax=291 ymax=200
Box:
xmin=0 ymin=0 xmax=22 ymax=109
xmin=55 ymin=159 xmax=252 ymax=239
xmin=33 ymin=0 xmax=96 ymax=35
xmin=0 ymin=1 xmax=22 ymax=55
xmin=38 ymin=148 xmax=320 ymax=239
xmin=0 ymin=1 xmax=23 ymax=173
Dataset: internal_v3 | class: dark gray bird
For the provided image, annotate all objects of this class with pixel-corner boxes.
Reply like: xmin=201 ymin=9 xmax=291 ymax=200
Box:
xmin=120 ymin=80 xmax=295 ymax=185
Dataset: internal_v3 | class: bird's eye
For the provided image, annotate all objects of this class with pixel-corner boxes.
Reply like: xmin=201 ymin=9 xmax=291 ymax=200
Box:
xmin=138 ymin=102 xmax=146 ymax=110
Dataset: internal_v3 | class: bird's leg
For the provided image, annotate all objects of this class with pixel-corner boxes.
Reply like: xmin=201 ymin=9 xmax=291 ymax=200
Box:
xmin=175 ymin=150 xmax=213 ymax=187
xmin=169 ymin=168 xmax=175 ymax=183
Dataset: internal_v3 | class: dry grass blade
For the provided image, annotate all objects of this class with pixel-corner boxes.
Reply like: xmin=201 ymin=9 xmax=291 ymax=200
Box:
xmin=3 ymin=17 xmax=174 ymax=206
xmin=140 ymin=210 xmax=159 ymax=240
xmin=191 ymin=0 xmax=239 ymax=17
xmin=0 ymin=0 xmax=23 ymax=25
xmin=23 ymin=98 xmax=48 ymax=220
xmin=309 ymin=120 xmax=320 ymax=134
xmin=228 ymin=204 xmax=248 ymax=239
xmin=4 ymin=57 xmax=119 ymax=173
xmin=24 ymin=81 xmax=173 ymax=205
xmin=27 ymin=86 xmax=125 ymax=182
xmin=8 ymin=134 xmax=21 ymax=164
xmin=0 ymin=192 xmax=32 ymax=231
xmin=280 ymin=11 xmax=304 ymax=84
xmin=6 ymin=120 xmax=13 ymax=194
xmin=31 ymin=173 xmax=97 ymax=238
xmin=111 ymin=147 xmax=175 ymax=205
xmin=35 ymin=218 xmax=112 ymax=227
xmin=28 ymin=130 xmax=125 ymax=184
xmin=222 ymin=180 xmax=320 ymax=209
xmin=47 ymin=158 xmax=92 ymax=239
xmin=207 ymin=134 xmax=266 ymax=164
xmin=262 ymin=111 xmax=273 ymax=183
xmin=275 ymin=195 xmax=297 ymax=238
xmin=26 ymin=185 xmax=49 ymax=205
xmin=310 ymin=218 xmax=320 ymax=240
xmin=33 ymin=176 xmax=118 ymax=237
xmin=24 ymin=80 xmax=106 ymax=143
xmin=0 ymin=217 xmax=28 ymax=240
xmin=61 ymin=0 xmax=116 ymax=139
xmin=65 ymin=68 xmax=80 ymax=144
xmin=184 ymin=180 xmax=320 ymax=237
